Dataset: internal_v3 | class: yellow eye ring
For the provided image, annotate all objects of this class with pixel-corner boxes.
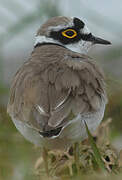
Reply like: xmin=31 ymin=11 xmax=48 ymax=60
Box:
xmin=62 ymin=29 xmax=77 ymax=39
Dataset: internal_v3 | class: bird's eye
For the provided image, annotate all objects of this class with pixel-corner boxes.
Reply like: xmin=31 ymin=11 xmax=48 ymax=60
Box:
xmin=61 ymin=29 xmax=77 ymax=39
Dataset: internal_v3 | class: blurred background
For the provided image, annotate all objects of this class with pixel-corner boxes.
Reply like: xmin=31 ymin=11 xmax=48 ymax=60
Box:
xmin=0 ymin=0 xmax=122 ymax=179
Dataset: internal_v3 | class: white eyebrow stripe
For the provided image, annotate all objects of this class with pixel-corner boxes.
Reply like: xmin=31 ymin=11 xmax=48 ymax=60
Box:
xmin=48 ymin=18 xmax=74 ymax=32
xmin=48 ymin=22 xmax=73 ymax=32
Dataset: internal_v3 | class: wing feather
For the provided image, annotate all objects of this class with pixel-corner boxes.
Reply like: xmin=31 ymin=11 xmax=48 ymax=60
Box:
xmin=7 ymin=48 xmax=106 ymax=133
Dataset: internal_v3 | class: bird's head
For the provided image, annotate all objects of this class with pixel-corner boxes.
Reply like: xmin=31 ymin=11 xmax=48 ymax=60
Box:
xmin=35 ymin=16 xmax=111 ymax=54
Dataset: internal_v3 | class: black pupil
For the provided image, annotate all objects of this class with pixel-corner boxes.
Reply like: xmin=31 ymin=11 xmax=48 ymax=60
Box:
xmin=65 ymin=30 xmax=74 ymax=36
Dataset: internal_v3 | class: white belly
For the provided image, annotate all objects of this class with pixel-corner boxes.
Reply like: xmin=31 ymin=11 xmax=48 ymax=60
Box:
xmin=12 ymin=99 xmax=106 ymax=150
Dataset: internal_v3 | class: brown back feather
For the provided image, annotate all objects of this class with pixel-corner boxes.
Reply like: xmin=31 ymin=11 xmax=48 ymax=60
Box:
xmin=7 ymin=45 xmax=107 ymax=131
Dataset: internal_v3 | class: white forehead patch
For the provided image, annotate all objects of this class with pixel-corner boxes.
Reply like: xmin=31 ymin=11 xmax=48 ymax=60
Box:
xmin=82 ymin=25 xmax=90 ymax=35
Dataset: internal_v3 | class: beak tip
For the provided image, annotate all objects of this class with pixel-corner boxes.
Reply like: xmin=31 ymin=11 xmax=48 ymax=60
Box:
xmin=92 ymin=35 xmax=112 ymax=45
xmin=105 ymin=41 xmax=112 ymax=45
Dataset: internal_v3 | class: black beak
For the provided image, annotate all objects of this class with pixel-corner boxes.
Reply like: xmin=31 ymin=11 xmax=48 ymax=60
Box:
xmin=90 ymin=34 xmax=111 ymax=45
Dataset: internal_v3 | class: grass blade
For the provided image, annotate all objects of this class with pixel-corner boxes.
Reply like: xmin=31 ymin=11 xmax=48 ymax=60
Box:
xmin=84 ymin=121 xmax=107 ymax=171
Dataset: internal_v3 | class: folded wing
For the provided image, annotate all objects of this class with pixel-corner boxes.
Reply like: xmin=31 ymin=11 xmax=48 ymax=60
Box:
xmin=7 ymin=56 xmax=107 ymax=134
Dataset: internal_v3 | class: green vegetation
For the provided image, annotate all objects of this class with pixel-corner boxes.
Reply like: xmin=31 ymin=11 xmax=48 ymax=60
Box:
xmin=34 ymin=118 xmax=121 ymax=179
xmin=0 ymin=88 xmax=122 ymax=179
xmin=85 ymin=121 xmax=106 ymax=172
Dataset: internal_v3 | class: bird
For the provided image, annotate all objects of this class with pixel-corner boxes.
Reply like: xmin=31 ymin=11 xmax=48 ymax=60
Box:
xmin=7 ymin=16 xmax=111 ymax=175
